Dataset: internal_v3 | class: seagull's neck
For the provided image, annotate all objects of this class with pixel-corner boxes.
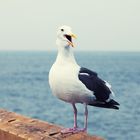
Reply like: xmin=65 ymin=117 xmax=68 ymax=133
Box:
xmin=55 ymin=43 xmax=77 ymax=65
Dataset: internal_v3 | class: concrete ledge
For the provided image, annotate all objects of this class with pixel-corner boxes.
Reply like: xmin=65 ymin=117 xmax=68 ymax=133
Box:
xmin=0 ymin=109 xmax=104 ymax=140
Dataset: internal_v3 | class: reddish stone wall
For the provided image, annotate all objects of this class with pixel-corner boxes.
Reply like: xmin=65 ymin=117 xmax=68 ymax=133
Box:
xmin=0 ymin=109 xmax=104 ymax=140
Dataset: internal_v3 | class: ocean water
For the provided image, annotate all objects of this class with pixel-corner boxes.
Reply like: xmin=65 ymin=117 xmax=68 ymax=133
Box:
xmin=0 ymin=51 xmax=140 ymax=140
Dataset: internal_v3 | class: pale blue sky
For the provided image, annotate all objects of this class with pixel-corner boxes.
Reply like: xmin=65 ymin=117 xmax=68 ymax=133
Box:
xmin=0 ymin=0 xmax=140 ymax=51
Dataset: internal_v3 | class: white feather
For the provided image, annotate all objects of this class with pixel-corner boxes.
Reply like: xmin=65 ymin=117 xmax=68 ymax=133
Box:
xmin=79 ymin=73 xmax=89 ymax=76
xmin=104 ymin=80 xmax=115 ymax=97
xmin=104 ymin=80 xmax=112 ymax=88
xmin=49 ymin=25 xmax=95 ymax=104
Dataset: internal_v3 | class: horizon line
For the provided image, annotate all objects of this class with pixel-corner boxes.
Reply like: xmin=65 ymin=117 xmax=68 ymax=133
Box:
xmin=0 ymin=49 xmax=140 ymax=53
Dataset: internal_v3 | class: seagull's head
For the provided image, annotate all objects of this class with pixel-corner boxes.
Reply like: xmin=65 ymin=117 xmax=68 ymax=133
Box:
xmin=56 ymin=25 xmax=77 ymax=48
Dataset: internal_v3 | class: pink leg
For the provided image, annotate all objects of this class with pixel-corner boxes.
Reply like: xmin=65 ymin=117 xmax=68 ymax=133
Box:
xmin=72 ymin=103 xmax=78 ymax=128
xmin=73 ymin=103 xmax=88 ymax=132
xmin=61 ymin=103 xmax=78 ymax=134
xmin=61 ymin=103 xmax=88 ymax=134
xmin=84 ymin=103 xmax=88 ymax=131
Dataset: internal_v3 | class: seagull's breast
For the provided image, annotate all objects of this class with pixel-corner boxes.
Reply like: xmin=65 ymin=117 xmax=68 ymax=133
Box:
xmin=49 ymin=62 xmax=93 ymax=103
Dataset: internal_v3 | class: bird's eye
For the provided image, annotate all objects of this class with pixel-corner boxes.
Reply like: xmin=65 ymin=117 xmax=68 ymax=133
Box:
xmin=61 ymin=29 xmax=64 ymax=32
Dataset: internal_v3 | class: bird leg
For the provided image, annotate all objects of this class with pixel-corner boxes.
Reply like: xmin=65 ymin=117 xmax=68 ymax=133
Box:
xmin=83 ymin=103 xmax=88 ymax=131
xmin=72 ymin=103 xmax=78 ymax=129
xmin=74 ymin=103 xmax=88 ymax=132
xmin=61 ymin=103 xmax=88 ymax=134
xmin=61 ymin=103 xmax=78 ymax=134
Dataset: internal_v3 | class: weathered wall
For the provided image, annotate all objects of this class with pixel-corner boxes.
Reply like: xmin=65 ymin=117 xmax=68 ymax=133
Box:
xmin=0 ymin=109 xmax=104 ymax=140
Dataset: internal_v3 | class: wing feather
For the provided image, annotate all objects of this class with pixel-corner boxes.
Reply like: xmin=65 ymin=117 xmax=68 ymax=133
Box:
xmin=78 ymin=67 xmax=112 ymax=102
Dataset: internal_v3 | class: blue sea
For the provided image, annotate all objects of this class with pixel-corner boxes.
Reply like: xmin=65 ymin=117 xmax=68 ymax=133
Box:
xmin=0 ymin=51 xmax=140 ymax=140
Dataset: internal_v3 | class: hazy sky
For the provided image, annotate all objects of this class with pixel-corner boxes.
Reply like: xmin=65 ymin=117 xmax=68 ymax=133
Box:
xmin=0 ymin=0 xmax=140 ymax=51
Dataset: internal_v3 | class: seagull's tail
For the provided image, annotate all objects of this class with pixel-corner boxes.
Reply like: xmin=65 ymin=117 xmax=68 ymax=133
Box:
xmin=89 ymin=99 xmax=120 ymax=110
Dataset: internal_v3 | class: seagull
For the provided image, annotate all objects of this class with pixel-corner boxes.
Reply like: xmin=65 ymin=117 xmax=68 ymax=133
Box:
xmin=49 ymin=25 xmax=119 ymax=134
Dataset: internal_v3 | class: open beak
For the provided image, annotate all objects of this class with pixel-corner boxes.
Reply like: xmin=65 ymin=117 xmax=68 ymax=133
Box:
xmin=64 ymin=33 xmax=77 ymax=47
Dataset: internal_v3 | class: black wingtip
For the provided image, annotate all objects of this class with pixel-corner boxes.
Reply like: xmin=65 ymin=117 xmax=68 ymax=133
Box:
xmin=111 ymin=105 xmax=119 ymax=110
xmin=89 ymin=100 xmax=120 ymax=110
xmin=108 ymin=99 xmax=120 ymax=106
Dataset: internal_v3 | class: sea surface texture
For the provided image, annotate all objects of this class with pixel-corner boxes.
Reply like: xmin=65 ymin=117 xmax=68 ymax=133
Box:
xmin=0 ymin=51 xmax=139 ymax=140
